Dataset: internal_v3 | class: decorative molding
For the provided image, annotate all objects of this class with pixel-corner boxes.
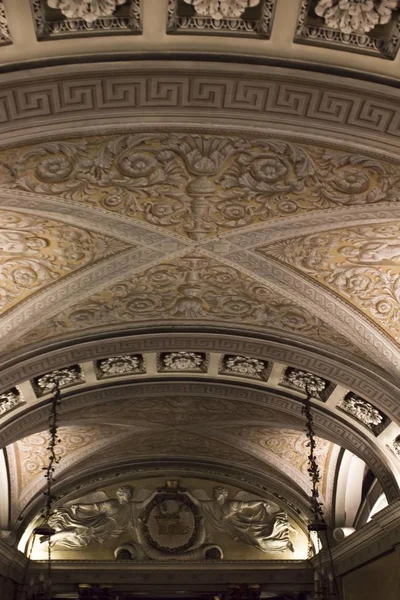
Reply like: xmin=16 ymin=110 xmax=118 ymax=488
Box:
xmin=2 ymin=63 xmax=400 ymax=155
xmin=296 ymin=0 xmax=400 ymax=59
xmin=31 ymin=0 xmax=141 ymax=40
xmin=168 ymin=0 xmax=275 ymax=38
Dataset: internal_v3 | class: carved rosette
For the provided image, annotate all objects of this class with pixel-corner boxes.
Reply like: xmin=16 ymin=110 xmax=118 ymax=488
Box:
xmin=338 ymin=392 xmax=388 ymax=434
xmin=296 ymin=0 xmax=400 ymax=59
xmin=96 ymin=354 xmax=145 ymax=378
xmin=281 ymin=367 xmax=331 ymax=401
xmin=168 ymin=0 xmax=276 ymax=38
xmin=159 ymin=351 xmax=208 ymax=372
xmin=0 ymin=388 xmax=23 ymax=416
xmin=33 ymin=365 xmax=83 ymax=396
xmin=315 ymin=0 xmax=397 ymax=34
xmin=220 ymin=354 xmax=270 ymax=380
xmin=32 ymin=0 xmax=141 ymax=39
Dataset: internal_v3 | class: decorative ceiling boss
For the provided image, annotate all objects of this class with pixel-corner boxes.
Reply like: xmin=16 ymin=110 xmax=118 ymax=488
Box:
xmin=47 ymin=0 xmax=127 ymax=23
xmin=182 ymin=0 xmax=261 ymax=20
xmin=315 ymin=0 xmax=398 ymax=35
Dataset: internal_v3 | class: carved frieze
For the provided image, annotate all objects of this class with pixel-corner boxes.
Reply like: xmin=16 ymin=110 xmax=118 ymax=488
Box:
xmin=96 ymin=354 xmax=145 ymax=378
xmin=0 ymin=388 xmax=23 ymax=416
xmin=338 ymin=392 xmax=389 ymax=435
xmin=0 ymin=1 xmax=11 ymax=45
xmin=158 ymin=351 xmax=208 ymax=372
xmin=220 ymin=354 xmax=271 ymax=380
xmin=296 ymin=0 xmax=400 ymax=59
xmin=4 ymin=135 xmax=400 ymax=241
xmin=33 ymin=365 xmax=83 ymax=396
xmin=280 ymin=367 xmax=333 ymax=401
xmin=31 ymin=0 xmax=141 ymax=39
xmin=168 ymin=0 xmax=275 ymax=38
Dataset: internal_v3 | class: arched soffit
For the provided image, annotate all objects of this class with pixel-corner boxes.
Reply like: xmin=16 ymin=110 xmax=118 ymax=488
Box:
xmin=1 ymin=122 xmax=400 ymax=372
xmin=1 ymin=375 xmax=398 ymax=502
xmin=8 ymin=422 xmax=333 ymax=526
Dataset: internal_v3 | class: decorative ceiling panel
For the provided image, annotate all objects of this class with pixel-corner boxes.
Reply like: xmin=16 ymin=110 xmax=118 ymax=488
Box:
xmin=295 ymin=0 xmax=400 ymax=59
xmin=9 ymin=252 xmax=356 ymax=352
xmin=2 ymin=134 xmax=399 ymax=241
xmin=167 ymin=0 xmax=276 ymax=38
xmin=31 ymin=0 xmax=141 ymax=39
xmin=0 ymin=210 xmax=130 ymax=315
xmin=257 ymin=222 xmax=400 ymax=344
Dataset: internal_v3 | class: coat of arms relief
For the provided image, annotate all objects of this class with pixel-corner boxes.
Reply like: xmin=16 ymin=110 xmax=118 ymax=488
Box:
xmin=42 ymin=481 xmax=297 ymax=559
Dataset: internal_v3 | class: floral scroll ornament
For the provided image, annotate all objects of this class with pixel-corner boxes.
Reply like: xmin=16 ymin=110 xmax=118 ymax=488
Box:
xmin=47 ymin=0 xmax=127 ymax=23
xmin=392 ymin=434 xmax=400 ymax=457
xmin=0 ymin=388 xmax=23 ymax=416
xmin=162 ymin=352 xmax=204 ymax=370
xmin=338 ymin=393 xmax=383 ymax=427
xmin=98 ymin=355 xmax=143 ymax=376
xmin=225 ymin=355 xmax=267 ymax=377
xmin=315 ymin=0 xmax=398 ymax=35
xmin=286 ymin=369 xmax=327 ymax=397
xmin=183 ymin=0 xmax=260 ymax=20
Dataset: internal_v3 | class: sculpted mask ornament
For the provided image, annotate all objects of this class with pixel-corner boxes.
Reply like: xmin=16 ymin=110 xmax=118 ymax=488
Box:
xmin=0 ymin=388 xmax=23 ymax=416
xmin=315 ymin=0 xmax=398 ymax=34
xmin=97 ymin=354 xmax=144 ymax=377
xmin=34 ymin=366 xmax=83 ymax=396
xmin=47 ymin=0 xmax=127 ymax=23
xmin=183 ymin=0 xmax=260 ymax=20
xmin=338 ymin=393 xmax=384 ymax=428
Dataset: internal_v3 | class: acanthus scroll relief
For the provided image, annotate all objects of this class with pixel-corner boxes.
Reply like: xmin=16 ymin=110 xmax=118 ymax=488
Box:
xmin=17 ymin=254 xmax=355 ymax=352
xmin=3 ymin=134 xmax=400 ymax=241
xmin=259 ymin=223 xmax=400 ymax=343
xmin=0 ymin=210 xmax=128 ymax=315
xmin=39 ymin=481 xmax=297 ymax=558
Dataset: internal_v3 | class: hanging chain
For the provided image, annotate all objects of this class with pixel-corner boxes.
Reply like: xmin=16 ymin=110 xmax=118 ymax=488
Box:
xmin=42 ymin=380 xmax=62 ymax=524
xmin=302 ymin=389 xmax=325 ymax=524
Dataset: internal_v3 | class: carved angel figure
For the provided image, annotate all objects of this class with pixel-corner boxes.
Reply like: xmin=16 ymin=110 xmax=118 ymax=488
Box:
xmin=315 ymin=0 xmax=397 ymax=35
xmin=47 ymin=0 xmax=127 ymax=24
xmin=43 ymin=486 xmax=155 ymax=547
xmin=183 ymin=0 xmax=260 ymax=21
xmin=188 ymin=486 xmax=296 ymax=553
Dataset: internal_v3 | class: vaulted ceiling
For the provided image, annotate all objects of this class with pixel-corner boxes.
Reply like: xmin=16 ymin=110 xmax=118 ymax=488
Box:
xmin=1 ymin=0 xmax=400 ymax=556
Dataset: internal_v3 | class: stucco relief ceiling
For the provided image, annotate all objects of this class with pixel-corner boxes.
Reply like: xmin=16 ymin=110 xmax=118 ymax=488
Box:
xmin=258 ymin=222 xmax=400 ymax=343
xmin=12 ymin=251 xmax=357 ymax=354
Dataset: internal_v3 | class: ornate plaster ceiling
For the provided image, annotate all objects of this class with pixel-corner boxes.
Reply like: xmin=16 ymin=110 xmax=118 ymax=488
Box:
xmin=1 ymin=5 xmax=400 ymax=554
